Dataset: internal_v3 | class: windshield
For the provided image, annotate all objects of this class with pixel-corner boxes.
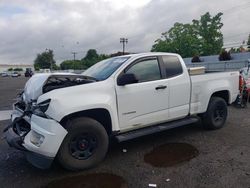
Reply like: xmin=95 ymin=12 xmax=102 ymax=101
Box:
xmin=83 ymin=56 xmax=130 ymax=80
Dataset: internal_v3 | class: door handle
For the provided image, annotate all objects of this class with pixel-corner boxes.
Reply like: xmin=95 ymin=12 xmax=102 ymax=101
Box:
xmin=155 ymin=85 xmax=167 ymax=90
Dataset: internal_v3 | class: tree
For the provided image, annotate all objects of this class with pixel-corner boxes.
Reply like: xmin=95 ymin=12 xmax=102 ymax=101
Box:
xmin=60 ymin=49 xmax=109 ymax=70
xmin=13 ymin=68 xmax=23 ymax=71
xmin=84 ymin=49 xmax=99 ymax=60
xmin=34 ymin=49 xmax=56 ymax=69
xmin=192 ymin=12 xmax=223 ymax=55
xmin=60 ymin=60 xmax=85 ymax=70
xmin=81 ymin=49 xmax=109 ymax=68
xmin=151 ymin=12 xmax=224 ymax=57
xmin=152 ymin=23 xmax=200 ymax=57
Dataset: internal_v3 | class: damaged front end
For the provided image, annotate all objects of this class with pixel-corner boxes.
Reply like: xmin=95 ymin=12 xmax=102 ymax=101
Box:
xmin=3 ymin=97 xmax=67 ymax=169
xmin=3 ymin=73 xmax=95 ymax=169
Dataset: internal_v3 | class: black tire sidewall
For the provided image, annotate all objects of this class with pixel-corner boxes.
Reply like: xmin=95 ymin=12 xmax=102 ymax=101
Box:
xmin=57 ymin=117 xmax=109 ymax=171
xmin=203 ymin=97 xmax=228 ymax=130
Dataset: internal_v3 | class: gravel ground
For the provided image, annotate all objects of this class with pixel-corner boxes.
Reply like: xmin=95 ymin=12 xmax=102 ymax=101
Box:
xmin=0 ymin=76 xmax=250 ymax=188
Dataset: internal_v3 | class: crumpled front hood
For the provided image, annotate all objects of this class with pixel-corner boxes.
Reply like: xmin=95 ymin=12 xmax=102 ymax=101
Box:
xmin=23 ymin=73 xmax=51 ymax=102
xmin=23 ymin=73 xmax=94 ymax=102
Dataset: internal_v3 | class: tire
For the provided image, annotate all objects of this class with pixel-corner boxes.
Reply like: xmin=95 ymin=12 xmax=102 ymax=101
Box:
xmin=201 ymin=97 xmax=228 ymax=130
xmin=57 ymin=117 xmax=109 ymax=171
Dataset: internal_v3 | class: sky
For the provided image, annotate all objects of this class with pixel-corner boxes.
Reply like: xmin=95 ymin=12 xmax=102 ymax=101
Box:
xmin=0 ymin=0 xmax=249 ymax=65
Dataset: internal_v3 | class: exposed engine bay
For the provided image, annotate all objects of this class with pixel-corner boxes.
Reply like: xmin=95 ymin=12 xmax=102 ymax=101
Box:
xmin=42 ymin=75 xmax=96 ymax=93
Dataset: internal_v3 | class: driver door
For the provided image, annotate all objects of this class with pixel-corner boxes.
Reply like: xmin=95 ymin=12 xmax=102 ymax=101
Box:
xmin=115 ymin=56 xmax=170 ymax=131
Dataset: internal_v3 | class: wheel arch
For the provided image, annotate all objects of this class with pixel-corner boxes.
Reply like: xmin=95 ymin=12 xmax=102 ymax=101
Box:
xmin=210 ymin=90 xmax=230 ymax=104
xmin=60 ymin=108 xmax=113 ymax=136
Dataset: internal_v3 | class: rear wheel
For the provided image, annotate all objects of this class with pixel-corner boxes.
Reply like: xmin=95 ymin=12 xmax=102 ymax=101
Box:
xmin=57 ymin=117 xmax=109 ymax=171
xmin=201 ymin=97 xmax=228 ymax=130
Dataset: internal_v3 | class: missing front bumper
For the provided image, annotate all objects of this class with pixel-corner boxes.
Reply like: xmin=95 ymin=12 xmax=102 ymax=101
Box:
xmin=4 ymin=126 xmax=54 ymax=169
xmin=4 ymin=126 xmax=27 ymax=151
xmin=3 ymin=109 xmax=67 ymax=169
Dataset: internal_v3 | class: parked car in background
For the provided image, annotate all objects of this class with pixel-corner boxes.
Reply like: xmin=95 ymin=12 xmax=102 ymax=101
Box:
xmin=11 ymin=72 xmax=19 ymax=77
xmin=25 ymin=68 xmax=33 ymax=77
xmin=1 ymin=72 xmax=9 ymax=77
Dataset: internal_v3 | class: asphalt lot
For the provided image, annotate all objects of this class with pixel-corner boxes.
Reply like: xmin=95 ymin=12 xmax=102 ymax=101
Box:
xmin=0 ymin=76 xmax=250 ymax=188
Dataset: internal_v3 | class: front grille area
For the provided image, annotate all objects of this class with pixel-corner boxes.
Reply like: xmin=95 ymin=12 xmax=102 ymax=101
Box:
xmin=13 ymin=101 xmax=31 ymax=136
xmin=15 ymin=101 xmax=26 ymax=112
xmin=13 ymin=119 xmax=31 ymax=136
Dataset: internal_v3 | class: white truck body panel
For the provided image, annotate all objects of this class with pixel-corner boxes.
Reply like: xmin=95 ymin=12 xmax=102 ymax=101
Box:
xmin=190 ymin=72 xmax=239 ymax=114
xmin=7 ymin=52 xmax=239 ymax=161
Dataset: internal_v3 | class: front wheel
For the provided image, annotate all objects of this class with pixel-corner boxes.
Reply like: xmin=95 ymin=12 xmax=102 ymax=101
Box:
xmin=201 ymin=97 xmax=228 ymax=130
xmin=57 ymin=117 xmax=109 ymax=171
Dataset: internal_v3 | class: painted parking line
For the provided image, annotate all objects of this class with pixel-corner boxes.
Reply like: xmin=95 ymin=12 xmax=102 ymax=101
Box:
xmin=0 ymin=110 xmax=12 ymax=121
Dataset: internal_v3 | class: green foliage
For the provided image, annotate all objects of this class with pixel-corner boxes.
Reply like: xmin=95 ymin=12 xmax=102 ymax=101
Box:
xmin=192 ymin=12 xmax=223 ymax=55
xmin=13 ymin=68 xmax=23 ymax=71
xmin=191 ymin=55 xmax=202 ymax=63
xmin=60 ymin=49 xmax=110 ymax=70
xmin=219 ymin=49 xmax=231 ymax=61
xmin=84 ymin=49 xmax=99 ymax=60
xmin=152 ymin=12 xmax=224 ymax=57
xmin=230 ymin=47 xmax=242 ymax=53
xmin=60 ymin=60 xmax=85 ymax=70
xmin=229 ymin=46 xmax=246 ymax=53
xmin=52 ymin=64 xmax=60 ymax=70
xmin=152 ymin=23 xmax=200 ymax=57
xmin=34 ymin=63 xmax=40 ymax=71
xmin=34 ymin=49 xmax=56 ymax=69
xmin=8 ymin=68 xmax=13 ymax=71
xmin=81 ymin=49 xmax=109 ymax=68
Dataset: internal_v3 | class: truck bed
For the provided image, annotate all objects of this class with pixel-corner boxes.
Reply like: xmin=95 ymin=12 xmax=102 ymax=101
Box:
xmin=189 ymin=71 xmax=239 ymax=115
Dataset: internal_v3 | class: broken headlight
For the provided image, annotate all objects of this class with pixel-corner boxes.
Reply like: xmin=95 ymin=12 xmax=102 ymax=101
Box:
xmin=37 ymin=99 xmax=51 ymax=113
xmin=32 ymin=99 xmax=51 ymax=117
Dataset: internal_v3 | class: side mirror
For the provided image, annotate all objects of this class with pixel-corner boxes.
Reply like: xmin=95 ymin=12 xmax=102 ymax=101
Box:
xmin=117 ymin=73 xmax=138 ymax=86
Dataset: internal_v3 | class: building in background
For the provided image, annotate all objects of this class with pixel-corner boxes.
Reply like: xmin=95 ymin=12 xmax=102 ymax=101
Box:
xmin=0 ymin=64 xmax=34 ymax=73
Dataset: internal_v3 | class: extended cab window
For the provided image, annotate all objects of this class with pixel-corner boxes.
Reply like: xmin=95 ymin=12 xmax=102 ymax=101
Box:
xmin=162 ymin=55 xmax=183 ymax=78
xmin=126 ymin=58 xmax=161 ymax=82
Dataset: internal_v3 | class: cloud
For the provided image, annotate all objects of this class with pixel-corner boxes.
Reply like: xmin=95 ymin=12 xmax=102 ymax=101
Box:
xmin=0 ymin=0 xmax=249 ymax=64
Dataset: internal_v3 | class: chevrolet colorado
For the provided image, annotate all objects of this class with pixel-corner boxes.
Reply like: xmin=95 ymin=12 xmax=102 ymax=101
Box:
xmin=4 ymin=52 xmax=239 ymax=170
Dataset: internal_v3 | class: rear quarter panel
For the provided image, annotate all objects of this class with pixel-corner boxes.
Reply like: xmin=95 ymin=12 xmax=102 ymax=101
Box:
xmin=190 ymin=71 xmax=239 ymax=114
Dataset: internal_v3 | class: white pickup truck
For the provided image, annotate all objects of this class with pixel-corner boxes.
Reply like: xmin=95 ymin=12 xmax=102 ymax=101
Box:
xmin=4 ymin=52 xmax=239 ymax=171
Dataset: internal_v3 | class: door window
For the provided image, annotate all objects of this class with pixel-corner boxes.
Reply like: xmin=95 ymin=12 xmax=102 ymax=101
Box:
xmin=126 ymin=58 xmax=161 ymax=83
xmin=162 ymin=56 xmax=183 ymax=78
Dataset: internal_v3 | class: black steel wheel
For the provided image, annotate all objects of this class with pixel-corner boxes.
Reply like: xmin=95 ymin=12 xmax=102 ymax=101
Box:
xmin=69 ymin=133 xmax=98 ymax=160
xmin=57 ymin=117 xmax=109 ymax=171
xmin=201 ymin=97 xmax=228 ymax=130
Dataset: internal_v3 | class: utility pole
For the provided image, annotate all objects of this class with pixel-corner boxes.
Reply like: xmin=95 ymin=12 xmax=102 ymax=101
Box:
xmin=71 ymin=52 xmax=77 ymax=61
xmin=120 ymin=38 xmax=128 ymax=55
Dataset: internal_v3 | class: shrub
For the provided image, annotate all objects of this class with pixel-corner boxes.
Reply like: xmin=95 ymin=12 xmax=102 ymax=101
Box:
xmin=13 ymin=68 xmax=23 ymax=71
xmin=219 ymin=50 xmax=231 ymax=61
xmin=191 ymin=55 xmax=202 ymax=63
